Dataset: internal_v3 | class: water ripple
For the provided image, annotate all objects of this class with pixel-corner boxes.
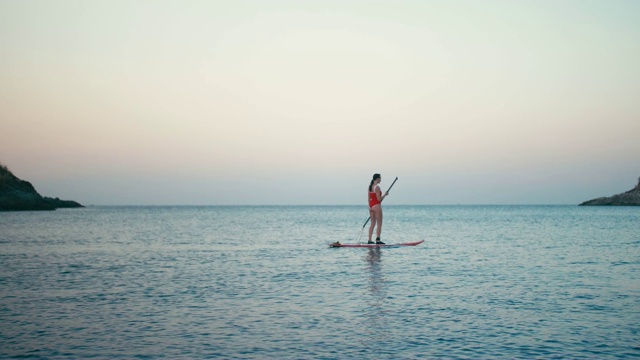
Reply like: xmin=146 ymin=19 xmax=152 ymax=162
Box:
xmin=1 ymin=206 xmax=638 ymax=358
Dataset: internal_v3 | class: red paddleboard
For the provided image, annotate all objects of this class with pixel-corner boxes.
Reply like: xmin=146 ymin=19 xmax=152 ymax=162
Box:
xmin=329 ymin=240 xmax=424 ymax=248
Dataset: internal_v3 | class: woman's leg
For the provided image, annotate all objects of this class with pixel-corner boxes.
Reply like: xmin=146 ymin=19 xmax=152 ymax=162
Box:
xmin=375 ymin=206 xmax=383 ymax=240
xmin=368 ymin=208 xmax=376 ymax=242
xmin=370 ymin=205 xmax=382 ymax=241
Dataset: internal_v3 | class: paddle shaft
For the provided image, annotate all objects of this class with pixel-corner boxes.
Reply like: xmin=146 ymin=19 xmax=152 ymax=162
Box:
xmin=361 ymin=176 xmax=398 ymax=229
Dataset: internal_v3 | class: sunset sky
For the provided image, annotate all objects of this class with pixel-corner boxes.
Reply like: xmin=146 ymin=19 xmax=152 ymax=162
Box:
xmin=1 ymin=0 xmax=638 ymax=205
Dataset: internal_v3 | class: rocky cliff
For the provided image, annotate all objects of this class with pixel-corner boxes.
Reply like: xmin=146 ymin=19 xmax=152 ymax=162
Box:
xmin=0 ymin=163 xmax=83 ymax=211
xmin=579 ymin=177 xmax=640 ymax=206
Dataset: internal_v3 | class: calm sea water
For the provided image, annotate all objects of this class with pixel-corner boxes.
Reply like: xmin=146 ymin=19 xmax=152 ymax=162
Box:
xmin=1 ymin=205 xmax=638 ymax=359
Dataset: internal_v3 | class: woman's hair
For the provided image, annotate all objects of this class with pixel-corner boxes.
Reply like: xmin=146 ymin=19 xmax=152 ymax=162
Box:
xmin=369 ymin=173 xmax=381 ymax=192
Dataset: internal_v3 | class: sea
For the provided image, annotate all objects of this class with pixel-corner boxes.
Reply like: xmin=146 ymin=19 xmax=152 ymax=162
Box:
xmin=1 ymin=205 xmax=638 ymax=359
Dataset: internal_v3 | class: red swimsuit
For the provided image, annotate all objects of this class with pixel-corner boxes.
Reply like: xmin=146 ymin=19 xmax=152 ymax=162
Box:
xmin=368 ymin=190 xmax=381 ymax=208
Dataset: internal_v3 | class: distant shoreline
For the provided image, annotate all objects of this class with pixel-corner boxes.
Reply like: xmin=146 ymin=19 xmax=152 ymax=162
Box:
xmin=71 ymin=204 xmax=603 ymax=207
xmin=0 ymin=164 xmax=83 ymax=211
xmin=579 ymin=177 xmax=640 ymax=206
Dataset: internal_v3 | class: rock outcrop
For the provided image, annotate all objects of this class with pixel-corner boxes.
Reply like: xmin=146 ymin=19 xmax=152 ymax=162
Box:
xmin=580 ymin=177 xmax=640 ymax=206
xmin=0 ymin=163 xmax=83 ymax=211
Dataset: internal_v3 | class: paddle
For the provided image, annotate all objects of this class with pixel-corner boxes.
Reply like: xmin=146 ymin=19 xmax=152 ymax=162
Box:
xmin=357 ymin=176 xmax=398 ymax=243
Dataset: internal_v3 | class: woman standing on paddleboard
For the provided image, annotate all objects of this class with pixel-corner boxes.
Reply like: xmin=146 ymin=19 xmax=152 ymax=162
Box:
xmin=368 ymin=173 xmax=388 ymax=244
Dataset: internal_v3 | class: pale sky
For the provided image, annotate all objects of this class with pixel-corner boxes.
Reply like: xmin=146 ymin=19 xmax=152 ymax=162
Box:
xmin=1 ymin=0 xmax=638 ymax=205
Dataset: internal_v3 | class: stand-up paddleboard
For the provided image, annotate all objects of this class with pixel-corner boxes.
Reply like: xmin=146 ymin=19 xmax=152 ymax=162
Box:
xmin=329 ymin=240 xmax=424 ymax=248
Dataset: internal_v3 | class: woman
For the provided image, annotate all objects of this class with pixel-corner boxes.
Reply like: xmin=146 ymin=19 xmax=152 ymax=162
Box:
xmin=368 ymin=173 xmax=389 ymax=244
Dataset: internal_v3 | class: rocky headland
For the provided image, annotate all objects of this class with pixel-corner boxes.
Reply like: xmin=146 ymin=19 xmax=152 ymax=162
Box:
xmin=0 ymin=163 xmax=83 ymax=211
xmin=579 ymin=177 xmax=640 ymax=206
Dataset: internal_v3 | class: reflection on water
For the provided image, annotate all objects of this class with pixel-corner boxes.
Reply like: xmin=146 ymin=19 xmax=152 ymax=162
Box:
xmin=361 ymin=248 xmax=388 ymax=341
xmin=365 ymin=248 xmax=385 ymax=307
